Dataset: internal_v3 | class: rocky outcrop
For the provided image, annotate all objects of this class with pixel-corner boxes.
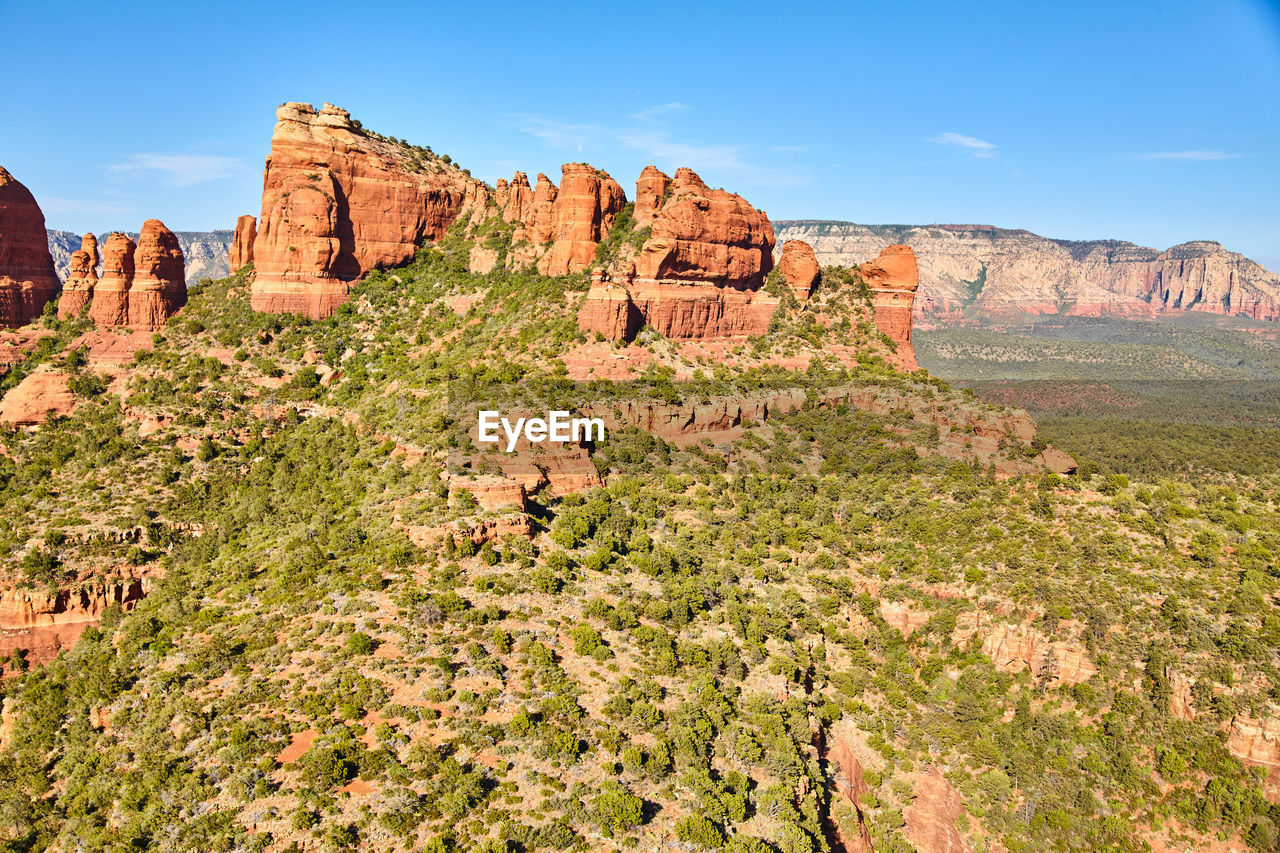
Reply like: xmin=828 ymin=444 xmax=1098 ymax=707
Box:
xmin=859 ymin=245 xmax=920 ymax=370
xmin=83 ymin=222 xmax=185 ymax=330
xmin=976 ymin=622 xmax=1095 ymax=685
xmin=56 ymin=234 xmax=99 ymax=318
xmin=229 ymin=215 xmax=256 ymax=271
xmin=1227 ymin=714 xmax=1280 ymax=768
xmin=538 ymin=164 xmax=626 ymax=277
xmin=778 ymin=239 xmax=820 ymax=300
xmin=0 ymin=579 xmax=146 ymax=666
xmin=0 ymin=166 xmax=60 ymax=326
xmin=578 ymin=166 xmax=779 ymax=341
xmin=88 ymin=233 xmax=134 ymax=327
xmin=127 ymin=220 xmax=186 ymax=330
xmin=775 ymin=221 xmax=1280 ymax=326
xmin=251 ymin=102 xmax=487 ymax=319
xmin=449 ymin=475 xmax=528 ymax=512
xmin=903 ymin=769 xmax=973 ymax=853
xmin=0 ymin=371 xmax=76 ymax=426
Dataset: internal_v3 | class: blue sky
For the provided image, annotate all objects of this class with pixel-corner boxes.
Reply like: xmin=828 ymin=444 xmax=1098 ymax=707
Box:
xmin=3 ymin=0 xmax=1278 ymax=268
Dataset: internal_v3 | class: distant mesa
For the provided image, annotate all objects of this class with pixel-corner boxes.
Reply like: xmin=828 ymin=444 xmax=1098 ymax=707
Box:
xmin=776 ymin=220 xmax=1280 ymax=326
xmin=0 ymin=166 xmax=61 ymax=327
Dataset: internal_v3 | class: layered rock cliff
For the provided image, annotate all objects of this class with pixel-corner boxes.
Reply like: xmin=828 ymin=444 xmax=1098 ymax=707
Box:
xmin=859 ymin=244 xmax=920 ymax=369
xmin=775 ymin=221 xmax=1280 ymax=326
xmin=251 ymin=102 xmax=487 ymax=318
xmin=0 ymin=166 xmax=60 ymax=326
xmin=0 ymin=578 xmax=147 ymax=666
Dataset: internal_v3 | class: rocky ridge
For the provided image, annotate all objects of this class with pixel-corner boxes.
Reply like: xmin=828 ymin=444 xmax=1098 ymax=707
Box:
xmin=776 ymin=220 xmax=1280 ymax=326
xmin=77 ymin=220 xmax=186 ymax=330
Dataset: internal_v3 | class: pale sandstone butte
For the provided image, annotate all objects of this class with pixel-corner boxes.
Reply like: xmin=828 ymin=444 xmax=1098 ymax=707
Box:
xmin=537 ymin=163 xmax=626 ymax=277
xmin=229 ymin=214 xmax=256 ymax=271
xmin=1227 ymin=714 xmax=1280 ymax=768
xmin=578 ymin=166 xmax=779 ymax=341
xmin=251 ymin=102 xmax=487 ymax=319
xmin=776 ymin=221 xmax=1280 ymax=325
xmin=127 ymin=219 xmax=186 ymax=330
xmin=57 ymin=233 xmax=99 ymax=318
xmin=778 ymin=239 xmax=820 ymax=300
xmin=0 ymin=166 xmax=60 ymax=326
xmin=88 ymin=233 xmax=135 ymax=327
xmin=858 ymin=244 xmax=920 ymax=370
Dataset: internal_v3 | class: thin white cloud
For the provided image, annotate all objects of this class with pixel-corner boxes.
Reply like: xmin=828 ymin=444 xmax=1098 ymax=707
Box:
xmin=931 ymin=132 xmax=997 ymax=158
xmin=617 ymin=130 xmax=745 ymax=171
xmin=628 ymin=102 xmax=691 ymax=122
xmin=109 ymin=153 xmax=245 ymax=186
xmin=41 ymin=197 xmax=137 ymax=215
xmin=514 ymin=104 xmax=748 ymax=171
xmin=1133 ymin=150 xmax=1239 ymax=161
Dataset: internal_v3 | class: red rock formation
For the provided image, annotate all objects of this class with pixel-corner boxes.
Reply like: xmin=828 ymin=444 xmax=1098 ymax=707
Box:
xmin=57 ymin=234 xmax=99 ymax=318
xmin=578 ymin=166 xmax=779 ymax=340
xmin=538 ymin=164 xmax=626 ymax=277
xmin=1228 ymin=714 xmax=1280 ymax=768
xmin=0 ymin=166 xmax=60 ymax=326
xmin=0 ymin=371 xmax=76 ymax=426
xmin=633 ymin=164 xmax=669 ymax=229
xmin=903 ymin=769 xmax=973 ymax=853
xmin=128 ymin=219 xmax=186 ymax=330
xmin=0 ymin=579 xmax=145 ymax=666
xmin=449 ymin=475 xmax=528 ymax=512
xmin=88 ymin=233 xmax=135 ymax=327
xmin=635 ymin=167 xmax=775 ymax=288
xmin=859 ymin=244 xmax=920 ymax=370
xmin=500 ymin=172 xmax=534 ymax=224
xmin=251 ymin=102 xmax=487 ymax=318
xmin=229 ymin=214 xmax=256 ymax=271
xmin=778 ymin=239 xmax=820 ymax=300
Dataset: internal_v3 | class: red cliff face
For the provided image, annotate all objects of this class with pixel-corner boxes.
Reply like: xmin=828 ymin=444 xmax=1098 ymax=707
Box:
xmin=251 ymin=102 xmax=487 ymax=319
xmin=778 ymin=239 xmax=820 ymax=300
xmin=859 ymin=244 xmax=920 ymax=370
xmin=229 ymin=214 xmax=256 ymax=271
xmin=89 ymin=233 xmax=135 ymax=327
xmin=128 ymin=219 xmax=187 ymax=331
xmin=57 ymin=233 xmax=99 ymax=318
xmin=537 ymin=164 xmax=626 ymax=277
xmin=578 ymin=166 xmax=778 ymax=340
xmin=0 ymin=166 xmax=60 ymax=327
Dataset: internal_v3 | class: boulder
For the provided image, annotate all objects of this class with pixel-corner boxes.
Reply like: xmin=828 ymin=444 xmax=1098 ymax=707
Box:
xmin=0 ymin=166 xmax=60 ymax=326
xmin=57 ymin=233 xmax=99 ymax=318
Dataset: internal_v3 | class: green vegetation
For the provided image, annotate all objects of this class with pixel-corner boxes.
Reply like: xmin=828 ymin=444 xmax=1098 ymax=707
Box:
xmin=0 ymin=236 xmax=1276 ymax=853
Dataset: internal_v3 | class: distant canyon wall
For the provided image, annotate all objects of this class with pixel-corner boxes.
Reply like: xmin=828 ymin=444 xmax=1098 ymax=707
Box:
xmin=49 ymin=229 xmax=233 ymax=285
xmin=776 ymin=221 xmax=1280 ymax=326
